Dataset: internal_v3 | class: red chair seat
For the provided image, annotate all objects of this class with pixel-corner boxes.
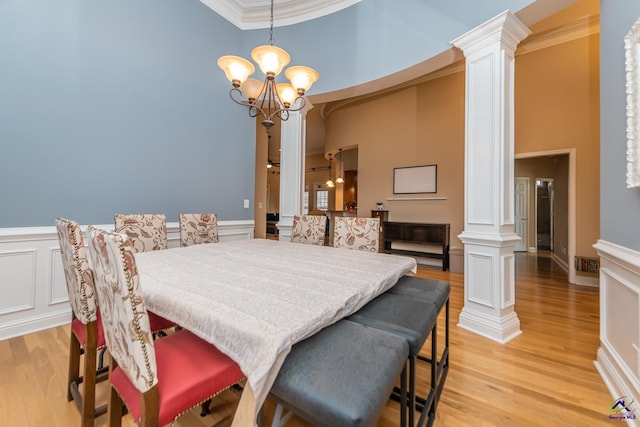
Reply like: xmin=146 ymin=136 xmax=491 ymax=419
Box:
xmin=148 ymin=311 xmax=176 ymax=332
xmin=110 ymin=329 xmax=244 ymax=426
xmin=72 ymin=309 xmax=174 ymax=350
xmin=71 ymin=310 xmax=106 ymax=349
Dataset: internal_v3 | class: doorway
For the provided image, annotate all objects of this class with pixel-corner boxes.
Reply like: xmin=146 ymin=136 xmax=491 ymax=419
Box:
xmin=535 ymin=179 xmax=554 ymax=251
xmin=515 ymin=149 xmax=575 ymax=283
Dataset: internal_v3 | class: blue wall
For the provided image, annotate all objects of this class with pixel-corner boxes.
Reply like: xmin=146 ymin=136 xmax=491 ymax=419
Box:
xmin=0 ymin=0 xmax=255 ymax=226
xmin=600 ymin=0 xmax=640 ymax=250
xmin=0 ymin=0 xmax=531 ymax=228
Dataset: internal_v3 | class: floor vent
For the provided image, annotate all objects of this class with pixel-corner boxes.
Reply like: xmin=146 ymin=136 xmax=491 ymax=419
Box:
xmin=574 ymin=256 xmax=599 ymax=273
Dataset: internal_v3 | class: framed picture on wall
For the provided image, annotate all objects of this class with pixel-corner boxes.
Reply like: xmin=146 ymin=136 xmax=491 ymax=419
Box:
xmin=626 ymin=16 xmax=640 ymax=188
xmin=393 ymin=165 xmax=437 ymax=194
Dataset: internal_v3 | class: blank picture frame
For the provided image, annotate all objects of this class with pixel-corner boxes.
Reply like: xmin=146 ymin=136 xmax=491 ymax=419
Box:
xmin=393 ymin=165 xmax=437 ymax=194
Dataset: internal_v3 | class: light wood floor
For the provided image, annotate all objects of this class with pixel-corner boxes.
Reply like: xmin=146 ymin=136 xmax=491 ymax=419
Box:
xmin=0 ymin=252 xmax=613 ymax=426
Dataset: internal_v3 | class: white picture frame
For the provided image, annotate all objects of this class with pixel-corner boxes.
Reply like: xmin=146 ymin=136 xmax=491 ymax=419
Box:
xmin=393 ymin=165 xmax=437 ymax=194
xmin=625 ymin=17 xmax=640 ymax=188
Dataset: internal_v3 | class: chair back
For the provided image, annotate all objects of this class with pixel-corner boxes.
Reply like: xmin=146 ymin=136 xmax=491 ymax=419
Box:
xmin=179 ymin=213 xmax=219 ymax=247
xmin=87 ymin=226 xmax=158 ymax=393
xmin=333 ymin=217 xmax=380 ymax=252
xmin=291 ymin=215 xmax=327 ymax=246
xmin=56 ymin=218 xmax=98 ymax=325
xmin=114 ymin=214 xmax=167 ymax=253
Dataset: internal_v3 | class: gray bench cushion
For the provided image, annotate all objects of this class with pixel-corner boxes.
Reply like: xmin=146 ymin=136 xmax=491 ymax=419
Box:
xmin=270 ymin=319 xmax=409 ymax=427
xmin=387 ymin=276 xmax=450 ymax=310
xmin=348 ymin=293 xmax=437 ymax=355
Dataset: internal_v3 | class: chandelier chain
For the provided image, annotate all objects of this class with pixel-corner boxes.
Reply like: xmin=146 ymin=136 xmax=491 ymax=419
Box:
xmin=269 ymin=0 xmax=275 ymax=46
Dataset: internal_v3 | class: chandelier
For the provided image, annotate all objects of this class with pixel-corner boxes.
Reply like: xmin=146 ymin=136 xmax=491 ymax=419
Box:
xmin=325 ymin=154 xmax=335 ymax=188
xmin=217 ymin=0 xmax=319 ymax=135
xmin=335 ymin=148 xmax=345 ymax=184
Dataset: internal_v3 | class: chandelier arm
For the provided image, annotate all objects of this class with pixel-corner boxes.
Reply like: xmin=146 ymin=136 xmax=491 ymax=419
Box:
xmin=229 ymin=87 xmax=268 ymax=120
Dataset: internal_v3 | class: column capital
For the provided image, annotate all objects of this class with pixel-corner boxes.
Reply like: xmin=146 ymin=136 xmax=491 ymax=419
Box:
xmin=451 ymin=10 xmax=531 ymax=56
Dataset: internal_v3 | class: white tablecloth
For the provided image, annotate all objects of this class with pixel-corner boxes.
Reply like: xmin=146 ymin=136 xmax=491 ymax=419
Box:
xmin=133 ymin=238 xmax=417 ymax=426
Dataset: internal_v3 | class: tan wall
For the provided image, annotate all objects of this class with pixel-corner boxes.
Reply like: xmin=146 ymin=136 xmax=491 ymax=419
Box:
xmin=515 ymin=33 xmax=600 ymax=259
xmin=321 ymin=32 xmax=599 ymax=260
xmin=325 ymin=73 xmax=466 ymax=250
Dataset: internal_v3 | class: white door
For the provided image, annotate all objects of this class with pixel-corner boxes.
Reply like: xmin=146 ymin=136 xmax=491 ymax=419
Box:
xmin=514 ymin=177 xmax=529 ymax=252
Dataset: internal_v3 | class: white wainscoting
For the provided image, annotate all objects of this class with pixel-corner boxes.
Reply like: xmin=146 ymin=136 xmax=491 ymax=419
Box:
xmin=0 ymin=220 xmax=254 ymax=341
xmin=594 ymin=240 xmax=640 ymax=421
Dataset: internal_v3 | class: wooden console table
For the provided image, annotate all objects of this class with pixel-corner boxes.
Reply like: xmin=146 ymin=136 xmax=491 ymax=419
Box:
xmin=383 ymin=222 xmax=450 ymax=271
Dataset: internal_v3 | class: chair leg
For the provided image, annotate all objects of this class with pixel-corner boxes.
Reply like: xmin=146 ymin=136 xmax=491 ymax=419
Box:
xmin=140 ymin=386 xmax=160 ymax=427
xmin=81 ymin=322 xmax=99 ymax=427
xmin=400 ymin=362 xmax=407 ymax=427
xmin=107 ymin=385 xmax=124 ymax=427
xmin=201 ymin=398 xmax=212 ymax=416
xmin=408 ymin=355 xmax=416 ymax=427
xmin=270 ymin=403 xmax=294 ymax=427
xmin=67 ymin=332 xmax=81 ymax=402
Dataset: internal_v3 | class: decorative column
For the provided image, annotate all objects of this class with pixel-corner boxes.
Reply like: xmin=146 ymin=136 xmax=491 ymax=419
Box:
xmin=452 ymin=11 xmax=530 ymax=343
xmin=277 ymin=101 xmax=312 ymax=241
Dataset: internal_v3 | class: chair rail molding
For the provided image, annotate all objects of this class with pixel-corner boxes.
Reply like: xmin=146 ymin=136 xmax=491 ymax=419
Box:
xmin=0 ymin=220 xmax=255 ymax=341
xmin=593 ymin=239 xmax=640 ymax=412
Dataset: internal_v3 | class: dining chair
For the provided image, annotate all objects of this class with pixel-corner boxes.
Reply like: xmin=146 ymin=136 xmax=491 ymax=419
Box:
xmin=57 ymin=218 xmax=178 ymax=427
xmin=114 ymin=213 xmax=167 ymax=253
xmin=179 ymin=213 xmax=219 ymax=247
xmin=291 ymin=214 xmax=327 ymax=246
xmin=56 ymin=218 xmax=108 ymax=427
xmin=333 ymin=217 xmax=380 ymax=252
xmin=87 ymin=226 xmax=245 ymax=427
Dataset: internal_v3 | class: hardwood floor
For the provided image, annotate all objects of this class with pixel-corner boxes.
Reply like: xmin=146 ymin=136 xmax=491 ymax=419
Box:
xmin=0 ymin=252 xmax=613 ymax=426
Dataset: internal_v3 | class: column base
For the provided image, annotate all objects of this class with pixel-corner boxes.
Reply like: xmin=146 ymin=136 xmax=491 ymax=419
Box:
xmin=458 ymin=307 xmax=522 ymax=344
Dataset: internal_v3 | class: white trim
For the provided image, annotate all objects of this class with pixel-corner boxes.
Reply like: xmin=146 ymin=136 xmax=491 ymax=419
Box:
xmin=593 ymin=239 xmax=640 ymax=418
xmin=516 ymin=15 xmax=599 ymax=56
xmin=201 ymin=0 xmax=361 ymax=30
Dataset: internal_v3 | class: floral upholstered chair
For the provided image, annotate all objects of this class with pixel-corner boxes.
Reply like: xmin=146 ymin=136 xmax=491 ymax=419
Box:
xmin=57 ymin=218 xmax=176 ymax=427
xmin=291 ymin=214 xmax=327 ymax=246
xmin=114 ymin=214 xmax=167 ymax=253
xmin=87 ymin=226 xmax=244 ymax=427
xmin=333 ymin=217 xmax=380 ymax=252
xmin=179 ymin=213 xmax=219 ymax=247
xmin=56 ymin=218 xmax=107 ymax=427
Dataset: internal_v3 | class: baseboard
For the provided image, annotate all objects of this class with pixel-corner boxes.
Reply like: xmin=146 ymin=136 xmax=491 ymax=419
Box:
xmin=0 ymin=309 xmax=71 ymax=341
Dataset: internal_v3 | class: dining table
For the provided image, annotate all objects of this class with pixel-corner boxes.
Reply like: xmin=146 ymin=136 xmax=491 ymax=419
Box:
xmin=133 ymin=238 xmax=417 ymax=426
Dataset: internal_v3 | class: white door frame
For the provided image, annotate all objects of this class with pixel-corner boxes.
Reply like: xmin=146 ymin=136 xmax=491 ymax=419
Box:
xmin=514 ymin=177 xmax=529 ymax=252
xmin=516 ymin=149 xmax=575 ymax=284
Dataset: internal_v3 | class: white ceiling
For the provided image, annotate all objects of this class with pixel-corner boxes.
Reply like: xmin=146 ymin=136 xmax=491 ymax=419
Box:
xmin=199 ymin=0 xmax=360 ymax=30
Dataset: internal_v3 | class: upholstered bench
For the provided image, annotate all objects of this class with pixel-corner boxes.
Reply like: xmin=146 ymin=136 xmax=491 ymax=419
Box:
xmin=386 ymin=276 xmax=450 ymax=425
xmin=269 ymin=319 xmax=410 ymax=427
xmin=348 ymin=293 xmax=438 ymax=427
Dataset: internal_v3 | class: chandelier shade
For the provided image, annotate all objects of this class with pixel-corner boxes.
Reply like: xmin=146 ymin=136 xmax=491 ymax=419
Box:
xmin=216 ymin=0 xmax=318 ymax=134
xmin=251 ymin=45 xmax=290 ymax=76
xmin=217 ymin=55 xmax=255 ymax=86
xmin=285 ymin=66 xmax=319 ymax=93
xmin=276 ymin=83 xmax=297 ymax=106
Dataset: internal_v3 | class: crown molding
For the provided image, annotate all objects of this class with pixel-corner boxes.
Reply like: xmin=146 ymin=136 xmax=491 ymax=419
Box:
xmin=201 ymin=0 xmax=360 ymax=30
xmin=517 ymin=14 xmax=600 ymax=56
